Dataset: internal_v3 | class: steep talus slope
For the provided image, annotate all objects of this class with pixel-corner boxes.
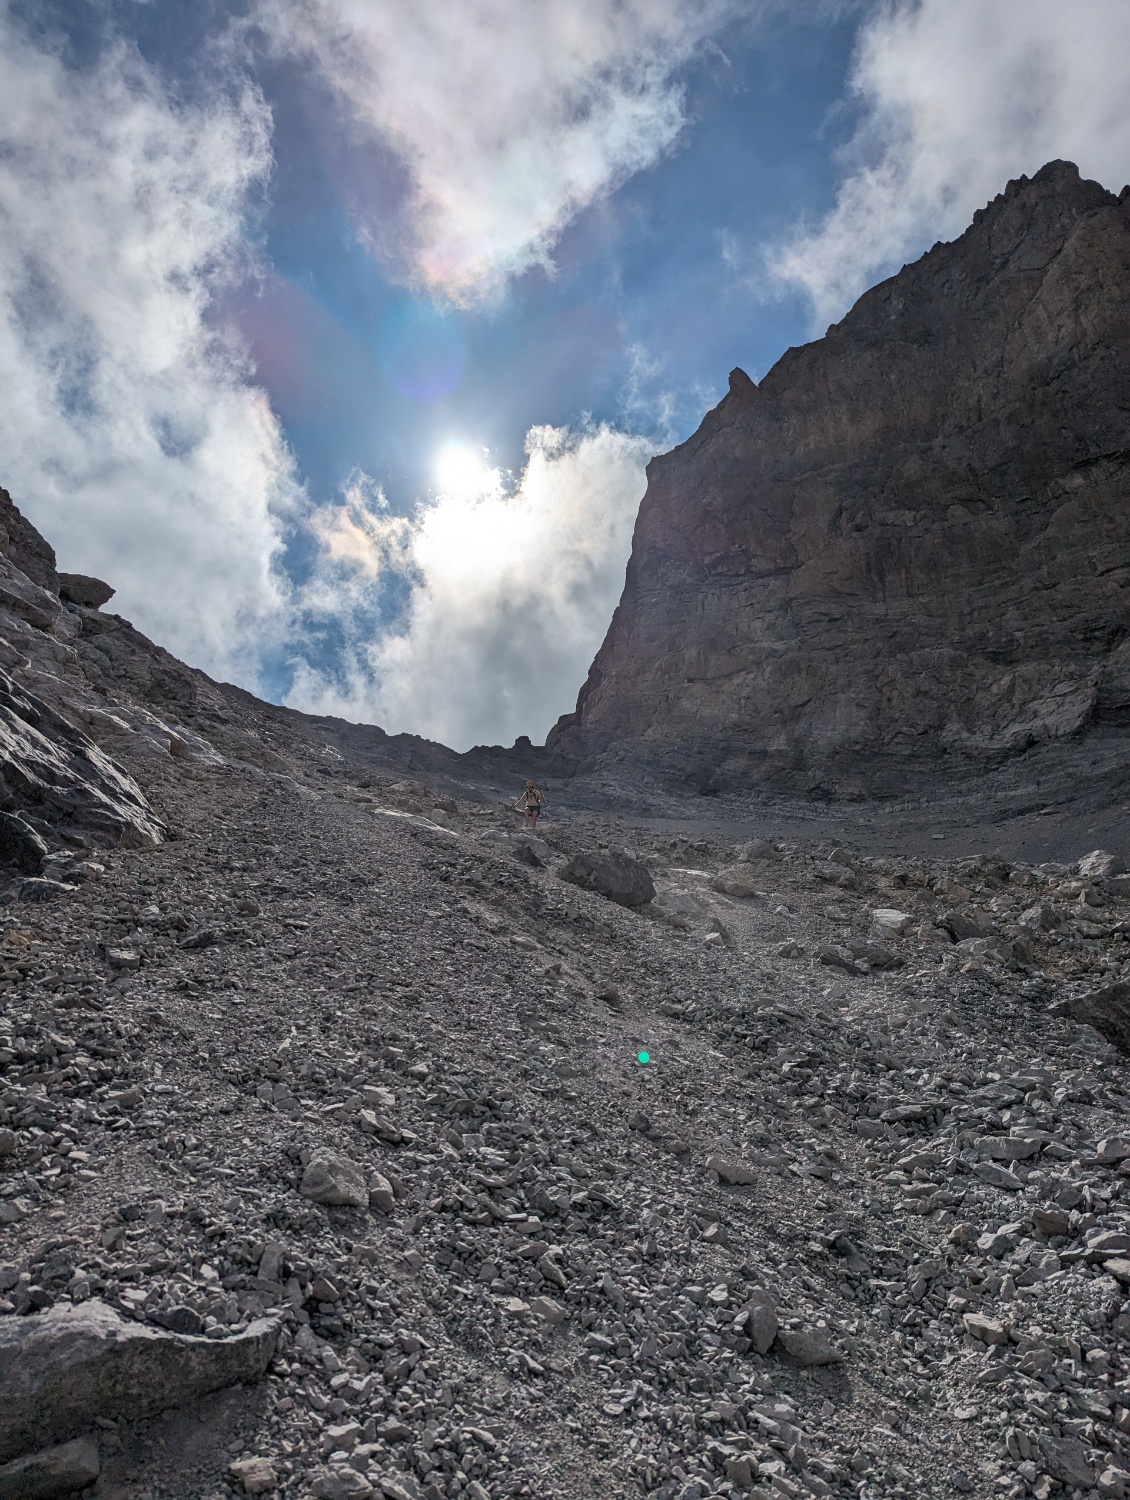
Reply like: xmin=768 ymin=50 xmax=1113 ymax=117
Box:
xmin=549 ymin=162 xmax=1130 ymax=798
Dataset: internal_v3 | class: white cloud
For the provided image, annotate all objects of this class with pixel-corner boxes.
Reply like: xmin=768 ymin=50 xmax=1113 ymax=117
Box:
xmin=770 ymin=0 xmax=1130 ymax=327
xmin=291 ymin=423 xmax=651 ymax=749
xmin=258 ymin=0 xmax=744 ymax=301
xmin=0 ymin=12 xmax=300 ymax=683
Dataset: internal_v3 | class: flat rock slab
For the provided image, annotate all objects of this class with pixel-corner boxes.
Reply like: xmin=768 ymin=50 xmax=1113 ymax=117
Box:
xmin=560 ymin=849 xmax=655 ymax=908
xmin=710 ymin=866 xmax=762 ymax=898
xmin=0 ymin=1436 xmax=100 ymax=1500
xmin=1051 ymin=980 xmax=1130 ymax=1052
xmin=705 ymin=1153 xmax=756 ymax=1185
xmin=0 ymin=1300 xmax=278 ymax=1463
xmin=0 ymin=669 xmax=165 ymax=856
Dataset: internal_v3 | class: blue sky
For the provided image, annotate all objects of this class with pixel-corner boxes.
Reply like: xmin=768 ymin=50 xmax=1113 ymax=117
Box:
xmin=1 ymin=1 xmax=1127 ymax=747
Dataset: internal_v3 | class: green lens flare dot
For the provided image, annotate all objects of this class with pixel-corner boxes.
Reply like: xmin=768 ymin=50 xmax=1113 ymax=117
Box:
xmin=637 ymin=1051 xmax=650 ymax=1065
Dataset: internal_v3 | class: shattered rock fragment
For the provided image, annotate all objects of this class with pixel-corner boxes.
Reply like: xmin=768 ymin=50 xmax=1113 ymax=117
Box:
xmin=962 ymin=1313 xmax=1008 ymax=1345
xmin=740 ymin=1290 xmax=779 ymax=1355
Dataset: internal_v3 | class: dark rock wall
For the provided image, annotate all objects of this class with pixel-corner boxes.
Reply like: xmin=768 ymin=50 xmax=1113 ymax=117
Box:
xmin=549 ymin=162 xmax=1130 ymax=793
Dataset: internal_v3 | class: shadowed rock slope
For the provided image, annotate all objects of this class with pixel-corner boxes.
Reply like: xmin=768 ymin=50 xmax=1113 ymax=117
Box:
xmin=549 ymin=162 xmax=1130 ymax=799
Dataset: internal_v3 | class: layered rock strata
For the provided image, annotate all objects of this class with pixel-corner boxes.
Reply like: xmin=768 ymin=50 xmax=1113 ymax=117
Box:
xmin=549 ymin=162 xmax=1130 ymax=795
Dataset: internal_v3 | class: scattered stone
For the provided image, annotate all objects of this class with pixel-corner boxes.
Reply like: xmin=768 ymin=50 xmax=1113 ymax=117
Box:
xmin=1096 ymin=1136 xmax=1130 ymax=1164
xmin=1050 ymin=980 xmax=1130 ymax=1052
xmin=1039 ymin=1434 xmax=1095 ymax=1489
xmin=871 ymin=907 xmax=913 ymax=939
xmin=742 ymin=1291 xmax=779 ymax=1356
xmin=1019 ymin=901 xmax=1062 ymax=932
xmin=1032 ymin=1205 xmax=1072 ymax=1237
xmin=311 ymin=1468 xmax=374 ymax=1499
xmin=529 ymin=1296 xmax=566 ymax=1324
xmin=1079 ymin=849 xmax=1124 ymax=879
xmin=971 ymin=1160 xmax=1023 ymax=1190
xmin=367 ymin=1171 xmax=395 ymax=1213
xmin=736 ymin=839 xmax=779 ymax=862
xmin=817 ymin=945 xmax=865 ymax=976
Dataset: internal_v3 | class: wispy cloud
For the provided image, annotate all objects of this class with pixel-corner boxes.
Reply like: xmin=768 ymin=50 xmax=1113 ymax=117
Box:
xmin=769 ymin=0 xmax=1130 ymax=328
xmin=257 ymin=0 xmax=746 ymax=301
xmin=291 ymin=423 xmax=652 ymax=748
xmin=0 ymin=12 xmax=301 ymax=683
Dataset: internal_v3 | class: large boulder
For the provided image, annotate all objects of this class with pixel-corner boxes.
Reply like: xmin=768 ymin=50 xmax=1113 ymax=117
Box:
xmin=0 ymin=1300 xmax=279 ymax=1463
xmin=775 ymin=1327 xmax=844 ymax=1366
xmin=710 ymin=865 xmax=763 ymax=898
xmin=299 ymin=1150 xmax=369 ymax=1208
xmin=560 ymin=849 xmax=655 ymax=908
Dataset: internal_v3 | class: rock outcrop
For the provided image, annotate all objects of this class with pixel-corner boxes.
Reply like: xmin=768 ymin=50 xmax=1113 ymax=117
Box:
xmin=0 ymin=489 xmax=167 ymax=868
xmin=57 ymin=575 xmax=114 ymax=611
xmin=0 ymin=670 xmax=166 ymax=862
xmin=549 ymin=162 xmax=1130 ymax=795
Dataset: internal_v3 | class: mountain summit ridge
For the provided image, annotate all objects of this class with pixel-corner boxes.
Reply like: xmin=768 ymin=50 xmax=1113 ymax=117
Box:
xmin=548 ymin=161 xmax=1130 ymax=797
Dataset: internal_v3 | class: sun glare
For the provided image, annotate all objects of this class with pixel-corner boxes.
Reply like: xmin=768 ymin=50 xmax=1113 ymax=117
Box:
xmin=435 ymin=441 xmax=492 ymax=501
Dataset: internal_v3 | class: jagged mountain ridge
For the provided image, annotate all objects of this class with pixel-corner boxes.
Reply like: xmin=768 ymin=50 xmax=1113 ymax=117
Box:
xmin=549 ymin=161 xmax=1130 ymax=798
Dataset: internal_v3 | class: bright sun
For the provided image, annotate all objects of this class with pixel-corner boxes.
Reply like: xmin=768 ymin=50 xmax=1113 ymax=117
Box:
xmin=435 ymin=440 xmax=491 ymax=501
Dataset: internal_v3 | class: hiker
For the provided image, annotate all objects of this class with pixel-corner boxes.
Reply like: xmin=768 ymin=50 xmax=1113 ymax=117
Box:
xmin=513 ymin=779 xmax=544 ymax=831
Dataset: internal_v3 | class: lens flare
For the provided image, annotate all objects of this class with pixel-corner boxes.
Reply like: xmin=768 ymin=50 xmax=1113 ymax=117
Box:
xmin=377 ymin=299 xmax=467 ymax=403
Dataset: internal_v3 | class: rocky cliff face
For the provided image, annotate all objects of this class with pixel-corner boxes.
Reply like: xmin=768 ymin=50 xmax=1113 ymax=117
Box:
xmin=549 ymin=161 xmax=1130 ymax=796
